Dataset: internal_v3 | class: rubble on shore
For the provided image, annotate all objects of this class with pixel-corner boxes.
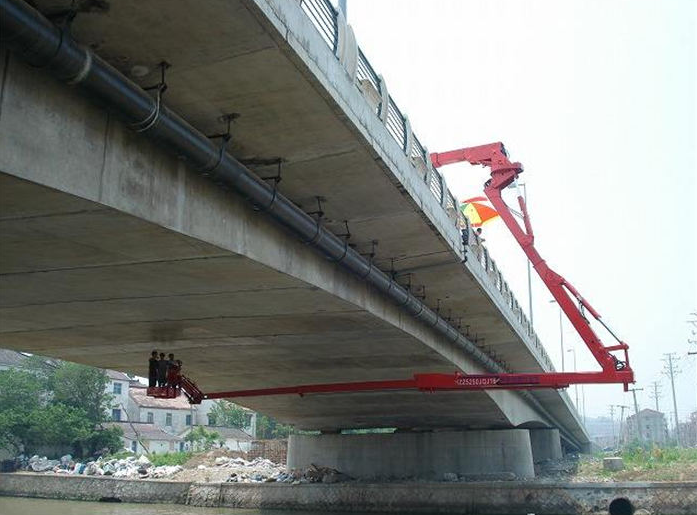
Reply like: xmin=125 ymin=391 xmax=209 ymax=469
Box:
xmin=16 ymin=452 xmax=351 ymax=484
xmin=21 ymin=454 xmax=184 ymax=479
xmin=16 ymin=450 xmax=586 ymax=484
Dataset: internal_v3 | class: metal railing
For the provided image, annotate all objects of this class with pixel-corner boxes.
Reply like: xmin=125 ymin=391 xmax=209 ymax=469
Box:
xmin=386 ymin=98 xmax=407 ymax=150
xmin=296 ymin=0 xmax=552 ymax=372
xmin=300 ymin=0 xmax=339 ymax=52
xmin=356 ymin=48 xmax=381 ymax=115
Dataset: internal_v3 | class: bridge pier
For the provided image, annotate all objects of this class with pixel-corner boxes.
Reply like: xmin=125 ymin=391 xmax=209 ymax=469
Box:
xmin=529 ymin=428 xmax=562 ymax=463
xmin=287 ymin=429 xmax=537 ymax=480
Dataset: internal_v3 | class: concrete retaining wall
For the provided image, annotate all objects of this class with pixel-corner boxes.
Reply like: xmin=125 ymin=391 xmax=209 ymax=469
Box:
xmin=1 ymin=473 xmax=696 ymax=514
xmin=221 ymin=481 xmax=697 ymax=514
xmin=0 ymin=473 xmax=189 ymax=504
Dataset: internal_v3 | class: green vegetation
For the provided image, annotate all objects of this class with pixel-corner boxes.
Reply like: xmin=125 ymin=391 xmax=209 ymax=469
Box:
xmin=0 ymin=361 xmax=123 ymax=458
xmin=256 ymin=414 xmax=293 ymax=439
xmin=622 ymin=445 xmax=697 ymax=469
xmin=578 ymin=446 xmax=697 ymax=481
xmin=342 ymin=428 xmax=395 ymax=435
xmin=208 ymin=400 xmax=249 ymax=429
xmin=209 ymin=402 xmax=295 ymax=440
xmin=184 ymin=426 xmax=220 ymax=451
xmin=149 ymin=451 xmax=192 ymax=467
xmin=105 ymin=450 xmax=136 ymax=461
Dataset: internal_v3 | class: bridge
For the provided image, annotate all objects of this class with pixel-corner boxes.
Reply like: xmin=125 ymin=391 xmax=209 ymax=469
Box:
xmin=0 ymin=0 xmax=589 ymax=479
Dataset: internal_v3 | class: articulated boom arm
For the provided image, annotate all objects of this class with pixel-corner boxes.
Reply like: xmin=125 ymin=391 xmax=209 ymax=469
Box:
xmin=148 ymin=143 xmax=633 ymax=405
xmin=431 ymin=142 xmax=634 ymax=390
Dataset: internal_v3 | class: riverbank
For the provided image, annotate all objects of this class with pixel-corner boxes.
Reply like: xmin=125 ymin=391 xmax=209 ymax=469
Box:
xmin=1 ymin=473 xmax=696 ymax=514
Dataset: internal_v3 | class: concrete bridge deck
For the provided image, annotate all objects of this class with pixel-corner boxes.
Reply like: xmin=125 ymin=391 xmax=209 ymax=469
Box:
xmin=0 ymin=0 xmax=589 ymax=452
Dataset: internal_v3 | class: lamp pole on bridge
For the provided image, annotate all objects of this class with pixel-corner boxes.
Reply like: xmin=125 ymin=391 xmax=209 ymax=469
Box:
xmin=550 ymin=299 xmax=565 ymax=372
xmin=507 ymin=182 xmax=533 ymax=326
xmin=566 ymin=347 xmax=584 ymax=424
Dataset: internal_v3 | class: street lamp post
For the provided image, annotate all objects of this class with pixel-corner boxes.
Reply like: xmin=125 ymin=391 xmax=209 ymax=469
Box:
xmin=521 ymin=183 xmax=533 ymax=326
xmin=509 ymin=182 xmax=533 ymax=325
xmin=550 ymin=300 xmax=565 ymax=372
xmin=567 ymin=347 xmax=580 ymax=415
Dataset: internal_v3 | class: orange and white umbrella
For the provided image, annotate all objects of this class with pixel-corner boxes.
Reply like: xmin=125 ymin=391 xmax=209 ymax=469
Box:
xmin=460 ymin=196 xmax=499 ymax=227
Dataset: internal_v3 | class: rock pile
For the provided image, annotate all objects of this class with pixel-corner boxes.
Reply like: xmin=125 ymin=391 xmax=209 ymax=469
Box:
xmin=20 ymin=453 xmax=351 ymax=485
xmin=23 ymin=454 xmax=183 ymax=479
xmin=225 ymin=460 xmax=349 ymax=484
xmin=207 ymin=456 xmax=285 ymax=483
xmin=200 ymin=456 xmax=348 ymax=484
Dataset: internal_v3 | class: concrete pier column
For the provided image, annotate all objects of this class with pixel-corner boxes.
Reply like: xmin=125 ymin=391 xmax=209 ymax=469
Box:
xmin=288 ymin=429 xmax=536 ymax=480
xmin=529 ymin=428 xmax=562 ymax=463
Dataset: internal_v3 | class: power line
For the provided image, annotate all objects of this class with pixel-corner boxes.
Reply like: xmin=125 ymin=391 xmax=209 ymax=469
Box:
xmin=662 ymin=353 xmax=682 ymax=446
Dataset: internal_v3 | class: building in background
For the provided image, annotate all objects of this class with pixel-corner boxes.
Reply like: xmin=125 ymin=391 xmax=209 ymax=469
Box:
xmin=126 ymin=384 xmax=198 ymax=435
xmin=178 ymin=425 xmax=254 ymax=452
xmin=623 ymin=409 xmax=669 ymax=445
xmin=106 ymin=421 xmax=182 ymax=454
xmin=105 ymin=369 xmax=134 ymax=422
xmin=678 ymin=411 xmax=697 ymax=447
xmin=123 ymin=384 xmax=257 ymax=453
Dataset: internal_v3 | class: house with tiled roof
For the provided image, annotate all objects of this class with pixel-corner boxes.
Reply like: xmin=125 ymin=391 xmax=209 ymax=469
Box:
xmin=106 ymin=421 xmax=182 ymax=454
xmin=126 ymin=384 xmax=196 ymax=437
xmin=179 ymin=425 xmax=254 ymax=452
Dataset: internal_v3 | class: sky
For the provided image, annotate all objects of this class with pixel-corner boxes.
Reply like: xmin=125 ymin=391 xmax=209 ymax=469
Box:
xmin=343 ymin=0 xmax=696 ymax=425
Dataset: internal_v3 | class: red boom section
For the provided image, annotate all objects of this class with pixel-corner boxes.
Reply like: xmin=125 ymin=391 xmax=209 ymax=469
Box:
xmin=157 ymin=369 xmax=634 ymax=405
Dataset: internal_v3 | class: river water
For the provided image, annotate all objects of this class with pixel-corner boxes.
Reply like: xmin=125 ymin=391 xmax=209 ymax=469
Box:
xmin=1 ymin=497 xmax=359 ymax=515
xmin=0 ymin=497 xmax=549 ymax=515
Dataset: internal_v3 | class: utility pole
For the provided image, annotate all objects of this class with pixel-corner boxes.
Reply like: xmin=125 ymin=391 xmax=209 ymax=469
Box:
xmin=649 ymin=381 xmax=662 ymax=412
xmin=628 ymin=387 xmax=643 ymax=442
xmin=614 ymin=405 xmax=629 ymax=446
xmin=609 ymin=405 xmax=616 ymax=448
xmin=662 ymin=353 xmax=682 ymax=446
xmin=688 ymin=312 xmax=697 ymax=409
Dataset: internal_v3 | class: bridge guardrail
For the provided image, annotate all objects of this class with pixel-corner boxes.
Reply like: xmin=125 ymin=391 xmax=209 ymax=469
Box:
xmin=298 ymin=0 xmax=553 ymax=372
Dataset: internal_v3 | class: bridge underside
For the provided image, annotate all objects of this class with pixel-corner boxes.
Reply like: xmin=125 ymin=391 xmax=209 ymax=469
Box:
xmin=0 ymin=172 xmax=520 ymax=431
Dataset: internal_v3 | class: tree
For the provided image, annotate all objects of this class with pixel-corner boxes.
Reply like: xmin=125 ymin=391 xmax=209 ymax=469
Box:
xmin=256 ymin=414 xmax=293 ymax=439
xmin=208 ymin=400 xmax=249 ymax=428
xmin=26 ymin=404 xmax=92 ymax=450
xmin=184 ymin=426 xmax=220 ymax=451
xmin=0 ymin=369 xmax=43 ymax=453
xmin=0 ymin=361 xmax=123 ymax=457
xmin=51 ymin=362 xmax=112 ymax=423
xmin=82 ymin=425 xmax=123 ymax=456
